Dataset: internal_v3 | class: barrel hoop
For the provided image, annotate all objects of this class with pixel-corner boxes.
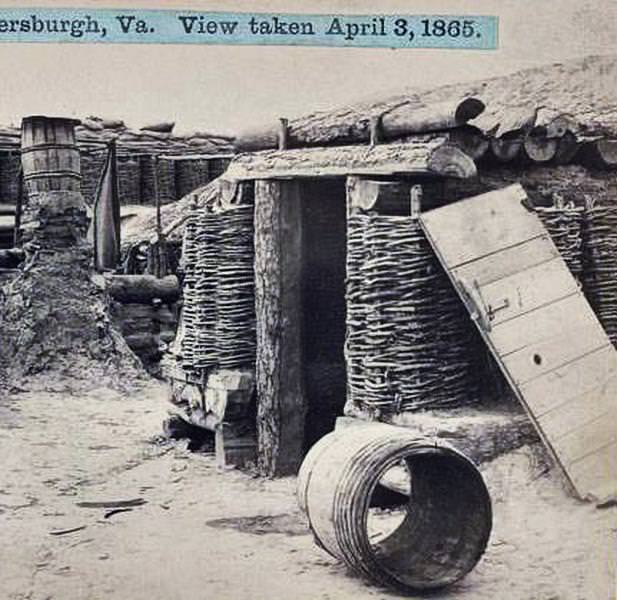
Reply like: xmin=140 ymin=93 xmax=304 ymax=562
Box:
xmin=300 ymin=426 xmax=492 ymax=593
xmin=21 ymin=143 xmax=79 ymax=154
xmin=24 ymin=171 xmax=81 ymax=180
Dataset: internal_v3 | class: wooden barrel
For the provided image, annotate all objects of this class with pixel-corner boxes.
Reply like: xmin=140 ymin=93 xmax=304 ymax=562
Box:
xmin=21 ymin=116 xmax=81 ymax=195
xmin=298 ymin=423 xmax=492 ymax=593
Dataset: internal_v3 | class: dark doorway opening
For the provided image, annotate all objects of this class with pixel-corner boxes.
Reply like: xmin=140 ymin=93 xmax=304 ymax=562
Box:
xmin=300 ymin=178 xmax=347 ymax=450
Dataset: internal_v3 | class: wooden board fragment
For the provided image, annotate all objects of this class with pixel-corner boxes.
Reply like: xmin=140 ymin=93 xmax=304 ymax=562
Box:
xmin=421 ymin=183 xmax=617 ymax=502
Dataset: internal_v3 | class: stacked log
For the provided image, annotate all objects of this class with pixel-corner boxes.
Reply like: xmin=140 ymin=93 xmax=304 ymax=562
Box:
xmin=235 ymin=97 xmax=484 ymax=151
xmin=583 ymin=201 xmax=617 ymax=346
xmin=108 ymin=274 xmax=180 ymax=304
xmin=215 ymin=204 xmax=256 ymax=369
xmin=535 ymin=205 xmax=585 ymax=281
xmin=110 ymin=301 xmax=179 ymax=374
xmin=346 ymin=213 xmax=480 ymax=413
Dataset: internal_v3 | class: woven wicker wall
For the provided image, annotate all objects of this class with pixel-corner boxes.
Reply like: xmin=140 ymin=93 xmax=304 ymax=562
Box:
xmin=0 ymin=152 xmax=22 ymax=204
xmin=175 ymin=159 xmax=210 ymax=198
xmin=582 ymin=202 xmax=617 ymax=346
xmin=116 ymin=154 xmax=142 ymax=205
xmin=535 ymin=205 xmax=585 ymax=281
xmin=346 ymin=212 xmax=482 ymax=414
xmin=80 ymin=152 xmax=106 ymax=206
xmin=181 ymin=200 xmax=256 ymax=377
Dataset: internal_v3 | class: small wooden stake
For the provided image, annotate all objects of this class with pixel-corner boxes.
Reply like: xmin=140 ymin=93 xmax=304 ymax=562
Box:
xmin=14 ymin=164 xmax=23 ymax=247
xmin=369 ymin=116 xmax=382 ymax=146
xmin=277 ymin=118 xmax=289 ymax=150
xmin=410 ymin=184 xmax=423 ymax=216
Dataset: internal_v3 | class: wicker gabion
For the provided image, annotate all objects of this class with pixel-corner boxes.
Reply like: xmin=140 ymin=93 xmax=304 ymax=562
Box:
xmin=214 ymin=204 xmax=256 ymax=369
xmin=346 ymin=213 xmax=481 ymax=414
xmin=583 ymin=201 xmax=617 ymax=346
xmin=180 ymin=202 xmax=256 ymax=375
xmin=180 ymin=211 xmax=199 ymax=372
xmin=535 ymin=205 xmax=585 ymax=281
xmin=193 ymin=210 xmax=220 ymax=369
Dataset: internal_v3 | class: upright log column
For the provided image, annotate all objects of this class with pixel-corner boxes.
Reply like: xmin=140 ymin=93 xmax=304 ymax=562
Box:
xmin=254 ymin=179 xmax=306 ymax=476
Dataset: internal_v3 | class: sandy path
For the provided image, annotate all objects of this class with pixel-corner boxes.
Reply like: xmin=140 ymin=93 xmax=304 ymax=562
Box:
xmin=0 ymin=382 xmax=614 ymax=600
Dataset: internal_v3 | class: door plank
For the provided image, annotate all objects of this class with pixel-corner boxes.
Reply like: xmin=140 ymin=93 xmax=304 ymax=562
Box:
xmin=537 ymin=373 xmax=617 ymax=442
xmin=490 ymin=293 xmax=604 ymax=357
xmin=469 ymin=257 xmax=579 ymax=328
xmin=520 ymin=344 xmax=617 ymax=418
xmin=420 ymin=184 xmax=617 ymax=501
xmin=420 ymin=184 xmax=545 ymax=268
xmin=551 ymin=411 xmax=616 ymax=467
xmin=495 ymin=297 xmax=610 ymax=386
xmin=452 ymin=234 xmax=560 ymax=288
xmin=569 ymin=441 xmax=617 ymax=501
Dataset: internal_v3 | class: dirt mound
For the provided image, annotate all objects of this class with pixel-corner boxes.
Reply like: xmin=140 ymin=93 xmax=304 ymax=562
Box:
xmin=0 ymin=245 xmax=145 ymax=394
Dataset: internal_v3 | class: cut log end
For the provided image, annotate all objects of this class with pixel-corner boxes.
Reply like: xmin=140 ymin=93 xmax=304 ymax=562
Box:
xmin=449 ymin=125 xmax=489 ymax=161
xmin=523 ymin=133 xmax=559 ymax=163
xmin=581 ymin=139 xmax=617 ymax=169
xmin=455 ymin=97 xmax=486 ymax=123
xmin=108 ymin=274 xmax=180 ymax=303
xmin=428 ymin=144 xmax=477 ymax=179
xmin=553 ymin=131 xmax=580 ymax=165
xmin=490 ymin=136 xmax=522 ymax=162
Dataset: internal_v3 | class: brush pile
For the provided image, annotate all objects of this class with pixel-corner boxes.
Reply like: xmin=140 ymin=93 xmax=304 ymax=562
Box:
xmin=346 ymin=213 xmax=481 ymax=414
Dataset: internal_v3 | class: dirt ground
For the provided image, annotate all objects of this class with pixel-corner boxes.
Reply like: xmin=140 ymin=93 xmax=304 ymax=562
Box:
xmin=1 ymin=379 xmax=615 ymax=600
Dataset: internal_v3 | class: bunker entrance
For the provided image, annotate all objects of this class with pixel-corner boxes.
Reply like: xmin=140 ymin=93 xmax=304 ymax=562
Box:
xmin=299 ymin=178 xmax=347 ymax=450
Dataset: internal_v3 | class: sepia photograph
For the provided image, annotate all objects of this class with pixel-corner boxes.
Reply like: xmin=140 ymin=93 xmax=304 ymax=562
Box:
xmin=0 ymin=1 xmax=615 ymax=598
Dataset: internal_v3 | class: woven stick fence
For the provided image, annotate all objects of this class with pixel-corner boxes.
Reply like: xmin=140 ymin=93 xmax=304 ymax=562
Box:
xmin=180 ymin=211 xmax=199 ymax=372
xmin=583 ymin=201 xmax=617 ymax=346
xmin=346 ymin=213 xmax=481 ymax=413
xmin=214 ymin=204 xmax=256 ymax=369
xmin=535 ymin=205 xmax=585 ymax=281
xmin=193 ymin=210 xmax=220 ymax=369
xmin=180 ymin=202 xmax=256 ymax=376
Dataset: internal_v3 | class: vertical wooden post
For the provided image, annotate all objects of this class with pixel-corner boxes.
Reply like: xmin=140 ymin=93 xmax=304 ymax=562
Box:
xmin=153 ymin=155 xmax=161 ymax=238
xmin=254 ymin=178 xmax=306 ymax=476
xmin=151 ymin=154 xmax=167 ymax=278
xmin=369 ymin=116 xmax=382 ymax=146
xmin=410 ymin=184 xmax=423 ymax=216
xmin=277 ymin=118 xmax=289 ymax=150
xmin=13 ymin=165 xmax=23 ymax=247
